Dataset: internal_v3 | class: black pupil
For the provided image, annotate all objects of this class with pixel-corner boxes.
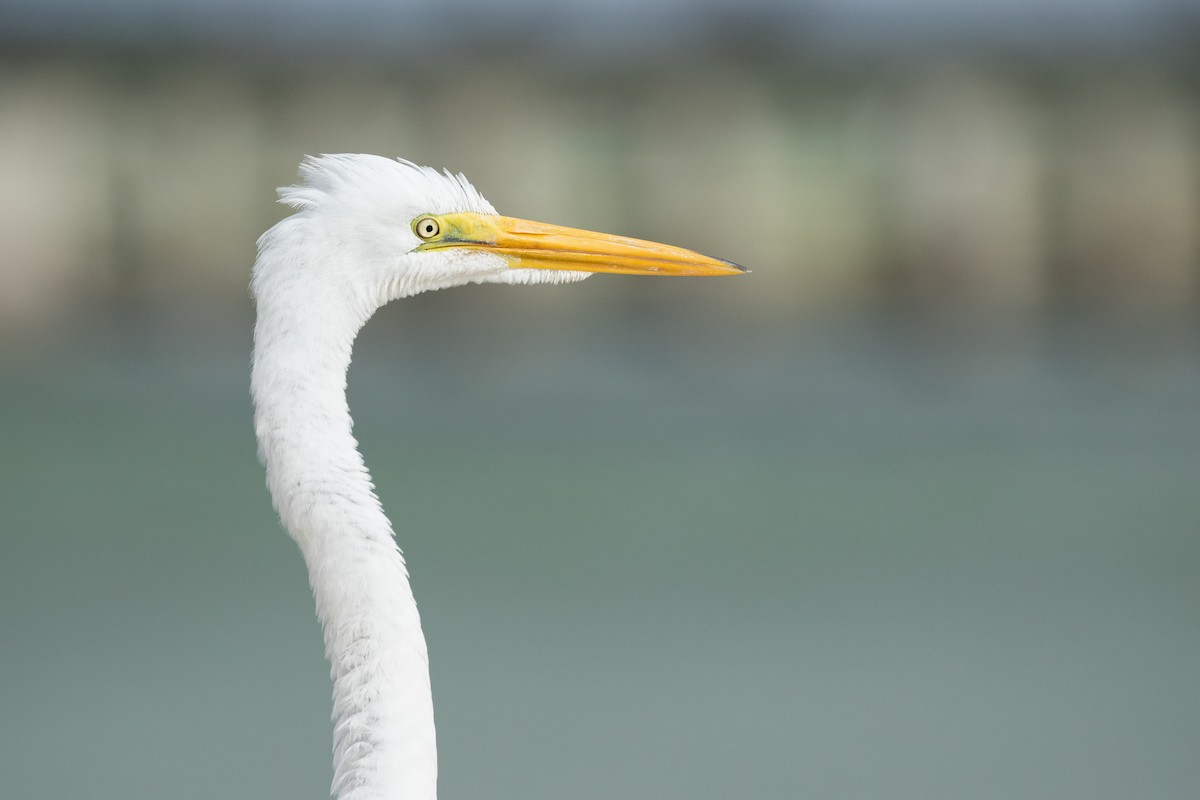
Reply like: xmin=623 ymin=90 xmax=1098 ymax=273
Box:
xmin=422 ymin=221 xmax=434 ymax=235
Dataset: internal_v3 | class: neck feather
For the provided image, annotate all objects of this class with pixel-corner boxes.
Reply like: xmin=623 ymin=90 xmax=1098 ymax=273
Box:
xmin=252 ymin=280 xmax=437 ymax=800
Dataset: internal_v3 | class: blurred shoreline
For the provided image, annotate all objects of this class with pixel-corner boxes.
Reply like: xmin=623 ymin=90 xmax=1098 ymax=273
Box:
xmin=2 ymin=47 xmax=1198 ymax=350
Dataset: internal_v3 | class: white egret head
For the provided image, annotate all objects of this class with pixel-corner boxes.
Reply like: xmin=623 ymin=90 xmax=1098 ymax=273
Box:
xmin=253 ymin=154 xmax=744 ymax=321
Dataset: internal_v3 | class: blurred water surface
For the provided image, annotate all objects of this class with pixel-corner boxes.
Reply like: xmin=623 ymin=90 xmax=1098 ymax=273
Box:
xmin=1 ymin=311 xmax=1196 ymax=799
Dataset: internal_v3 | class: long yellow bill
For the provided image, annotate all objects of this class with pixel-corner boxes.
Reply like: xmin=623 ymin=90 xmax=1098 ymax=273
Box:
xmin=413 ymin=212 xmax=746 ymax=276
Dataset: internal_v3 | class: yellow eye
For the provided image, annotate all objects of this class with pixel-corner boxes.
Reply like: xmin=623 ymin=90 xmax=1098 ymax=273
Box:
xmin=414 ymin=216 xmax=440 ymax=240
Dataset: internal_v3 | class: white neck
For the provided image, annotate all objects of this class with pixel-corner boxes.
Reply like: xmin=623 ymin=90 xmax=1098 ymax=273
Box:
xmin=252 ymin=280 xmax=437 ymax=800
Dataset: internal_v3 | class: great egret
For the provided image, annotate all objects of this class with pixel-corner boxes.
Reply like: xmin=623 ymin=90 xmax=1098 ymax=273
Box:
xmin=251 ymin=154 xmax=744 ymax=800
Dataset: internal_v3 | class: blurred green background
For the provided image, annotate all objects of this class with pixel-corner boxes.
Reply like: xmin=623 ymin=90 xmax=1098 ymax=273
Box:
xmin=1 ymin=2 xmax=1198 ymax=799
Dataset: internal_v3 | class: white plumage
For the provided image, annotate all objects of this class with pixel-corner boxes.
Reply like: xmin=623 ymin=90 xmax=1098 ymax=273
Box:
xmin=251 ymin=154 xmax=742 ymax=800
